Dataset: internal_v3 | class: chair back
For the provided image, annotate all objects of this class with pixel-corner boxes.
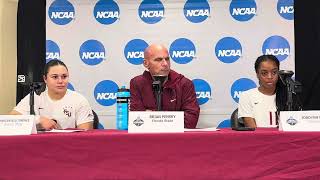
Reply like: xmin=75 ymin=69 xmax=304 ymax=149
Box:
xmin=92 ymin=110 xmax=99 ymax=129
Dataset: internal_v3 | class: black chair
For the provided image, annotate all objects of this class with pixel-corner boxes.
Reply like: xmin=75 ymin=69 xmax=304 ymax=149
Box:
xmin=230 ymin=108 xmax=245 ymax=129
xmin=92 ymin=110 xmax=99 ymax=129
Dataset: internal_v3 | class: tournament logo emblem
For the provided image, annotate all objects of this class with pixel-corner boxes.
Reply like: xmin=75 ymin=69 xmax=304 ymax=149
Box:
xmin=286 ymin=116 xmax=297 ymax=125
xmin=133 ymin=116 xmax=144 ymax=126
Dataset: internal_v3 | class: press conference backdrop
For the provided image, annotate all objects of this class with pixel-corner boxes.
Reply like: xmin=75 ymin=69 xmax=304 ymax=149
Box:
xmin=46 ymin=0 xmax=294 ymax=129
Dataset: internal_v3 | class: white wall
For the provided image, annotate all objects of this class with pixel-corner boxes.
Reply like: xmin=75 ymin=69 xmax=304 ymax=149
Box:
xmin=0 ymin=0 xmax=17 ymax=114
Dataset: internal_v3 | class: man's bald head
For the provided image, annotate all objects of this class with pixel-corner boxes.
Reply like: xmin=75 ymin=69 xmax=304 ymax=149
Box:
xmin=144 ymin=44 xmax=168 ymax=60
xmin=143 ymin=44 xmax=171 ymax=76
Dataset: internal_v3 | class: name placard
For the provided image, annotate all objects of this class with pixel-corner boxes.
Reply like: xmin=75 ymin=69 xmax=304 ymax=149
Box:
xmin=279 ymin=111 xmax=320 ymax=131
xmin=129 ymin=111 xmax=184 ymax=133
xmin=0 ymin=115 xmax=37 ymax=135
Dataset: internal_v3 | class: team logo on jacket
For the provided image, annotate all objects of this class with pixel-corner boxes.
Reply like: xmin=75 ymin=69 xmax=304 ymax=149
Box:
xmin=277 ymin=0 xmax=294 ymax=20
xmin=215 ymin=37 xmax=242 ymax=63
xmin=48 ymin=0 xmax=75 ymax=25
xmin=63 ymin=106 xmax=73 ymax=117
xmin=231 ymin=78 xmax=257 ymax=103
xmin=46 ymin=40 xmax=60 ymax=63
xmin=262 ymin=35 xmax=290 ymax=62
xmin=94 ymin=80 xmax=119 ymax=106
xmin=94 ymin=0 xmax=120 ymax=25
xmin=183 ymin=0 xmax=210 ymax=23
xmin=138 ymin=0 xmax=164 ymax=24
xmin=192 ymin=79 xmax=212 ymax=105
xmin=124 ymin=39 xmax=149 ymax=65
xmin=229 ymin=0 xmax=256 ymax=22
xmin=79 ymin=40 xmax=106 ymax=66
xmin=169 ymin=38 xmax=196 ymax=64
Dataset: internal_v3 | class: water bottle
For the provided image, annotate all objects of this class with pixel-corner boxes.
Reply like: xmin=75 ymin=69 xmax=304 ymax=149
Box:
xmin=116 ymin=86 xmax=130 ymax=130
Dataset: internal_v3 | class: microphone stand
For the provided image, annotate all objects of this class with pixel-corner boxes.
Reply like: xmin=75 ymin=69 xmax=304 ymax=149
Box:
xmin=29 ymin=82 xmax=43 ymax=115
xmin=152 ymin=81 xmax=162 ymax=111
xmin=286 ymin=78 xmax=294 ymax=111
xmin=279 ymin=70 xmax=295 ymax=111
xmin=152 ymin=75 xmax=167 ymax=111
xmin=29 ymin=84 xmax=36 ymax=115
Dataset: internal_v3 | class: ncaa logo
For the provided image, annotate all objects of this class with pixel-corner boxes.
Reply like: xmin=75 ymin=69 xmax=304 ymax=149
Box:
xmin=46 ymin=40 xmax=60 ymax=63
xmin=124 ymin=39 xmax=149 ymax=65
xmin=79 ymin=40 xmax=106 ymax=66
xmin=94 ymin=80 xmax=118 ymax=106
xmin=139 ymin=0 xmax=164 ymax=24
xmin=94 ymin=0 xmax=120 ymax=25
xmin=277 ymin=0 xmax=294 ymax=20
xmin=262 ymin=35 xmax=290 ymax=62
xmin=169 ymin=38 xmax=196 ymax=64
xmin=218 ymin=119 xmax=231 ymax=128
xmin=67 ymin=83 xmax=75 ymax=91
xmin=215 ymin=37 xmax=242 ymax=63
xmin=229 ymin=0 xmax=257 ymax=22
xmin=192 ymin=79 xmax=212 ymax=105
xmin=183 ymin=0 xmax=210 ymax=23
xmin=48 ymin=0 xmax=75 ymax=25
xmin=231 ymin=78 xmax=257 ymax=103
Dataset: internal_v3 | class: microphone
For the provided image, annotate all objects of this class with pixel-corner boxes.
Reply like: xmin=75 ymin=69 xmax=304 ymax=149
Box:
xmin=31 ymin=82 xmax=46 ymax=95
xmin=278 ymin=70 xmax=302 ymax=93
xmin=17 ymin=74 xmax=46 ymax=114
xmin=278 ymin=70 xmax=294 ymax=85
xmin=278 ymin=70 xmax=302 ymax=111
xmin=153 ymin=75 xmax=167 ymax=85
xmin=152 ymin=75 xmax=167 ymax=111
xmin=17 ymin=74 xmax=45 ymax=95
